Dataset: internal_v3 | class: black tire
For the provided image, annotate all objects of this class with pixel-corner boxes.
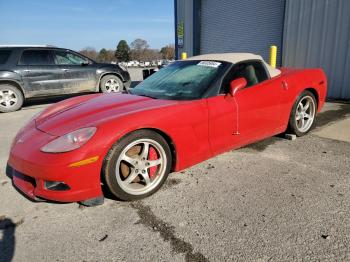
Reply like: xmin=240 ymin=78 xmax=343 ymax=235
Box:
xmin=100 ymin=75 xmax=124 ymax=93
xmin=0 ymin=84 xmax=24 ymax=113
xmin=288 ymin=90 xmax=317 ymax=137
xmin=102 ymin=130 xmax=172 ymax=201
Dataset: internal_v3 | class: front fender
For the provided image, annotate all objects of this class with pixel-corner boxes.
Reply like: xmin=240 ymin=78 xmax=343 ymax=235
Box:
xmin=95 ymin=100 xmax=211 ymax=172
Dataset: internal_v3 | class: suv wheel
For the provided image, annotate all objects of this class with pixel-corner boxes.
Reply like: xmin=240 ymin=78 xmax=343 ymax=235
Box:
xmin=100 ymin=75 xmax=124 ymax=93
xmin=0 ymin=85 xmax=24 ymax=113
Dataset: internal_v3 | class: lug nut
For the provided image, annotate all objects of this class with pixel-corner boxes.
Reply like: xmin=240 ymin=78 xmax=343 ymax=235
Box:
xmin=135 ymin=169 xmax=139 ymax=173
xmin=142 ymin=170 xmax=146 ymax=174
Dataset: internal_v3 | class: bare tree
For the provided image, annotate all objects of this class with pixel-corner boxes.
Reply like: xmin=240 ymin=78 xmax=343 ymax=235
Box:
xmin=130 ymin=38 xmax=149 ymax=50
xmin=130 ymin=38 xmax=151 ymax=61
xmin=79 ymin=47 xmax=98 ymax=61
xmin=78 ymin=39 xmax=166 ymax=63
xmin=160 ymin=44 xmax=175 ymax=60
xmin=97 ymin=49 xmax=115 ymax=63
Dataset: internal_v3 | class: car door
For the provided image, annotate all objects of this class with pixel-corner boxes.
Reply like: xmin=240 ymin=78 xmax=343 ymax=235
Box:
xmin=207 ymin=61 xmax=285 ymax=155
xmin=15 ymin=49 xmax=63 ymax=96
xmin=52 ymin=50 xmax=97 ymax=93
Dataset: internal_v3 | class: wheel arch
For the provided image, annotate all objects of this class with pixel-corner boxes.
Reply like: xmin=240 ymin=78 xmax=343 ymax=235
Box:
xmin=123 ymin=128 xmax=177 ymax=172
xmin=0 ymin=80 xmax=26 ymax=98
xmin=304 ymin=87 xmax=319 ymax=108
xmin=103 ymin=127 xmax=177 ymax=173
xmin=144 ymin=128 xmax=177 ymax=172
xmin=291 ymin=87 xmax=320 ymax=114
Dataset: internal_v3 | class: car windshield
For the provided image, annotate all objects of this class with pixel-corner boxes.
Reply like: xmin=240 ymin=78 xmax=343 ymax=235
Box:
xmin=130 ymin=60 xmax=229 ymax=100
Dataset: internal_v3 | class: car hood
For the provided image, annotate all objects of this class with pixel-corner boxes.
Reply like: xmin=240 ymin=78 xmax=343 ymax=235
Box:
xmin=35 ymin=94 xmax=178 ymax=136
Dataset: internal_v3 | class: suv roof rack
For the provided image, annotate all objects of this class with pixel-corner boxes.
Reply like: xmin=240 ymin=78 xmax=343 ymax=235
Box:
xmin=0 ymin=45 xmax=57 ymax=48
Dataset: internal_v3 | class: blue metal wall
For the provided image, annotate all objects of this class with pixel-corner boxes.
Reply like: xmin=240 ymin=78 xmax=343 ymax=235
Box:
xmin=283 ymin=0 xmax=350 ymax=99
xmin=175 ymin=0 xmax=350 ymax=99
xmin=199 ymin=0 xmax=286 ymax=65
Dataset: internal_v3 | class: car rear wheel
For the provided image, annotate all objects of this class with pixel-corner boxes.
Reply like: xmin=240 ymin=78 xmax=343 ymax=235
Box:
xmin=103 ymin=130 xmax=172 ymax=201
xmin=100 ymin=75 xmax=124 ymax=93
xmin=288 ymin=90 xmax=317 ymax=136
xmin=0 ymin=85 xmax=24 ymax=113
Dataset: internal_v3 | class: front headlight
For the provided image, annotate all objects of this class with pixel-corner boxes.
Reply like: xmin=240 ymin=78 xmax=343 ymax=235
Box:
xmin=40 ymin=127 xmax=97 ymax=153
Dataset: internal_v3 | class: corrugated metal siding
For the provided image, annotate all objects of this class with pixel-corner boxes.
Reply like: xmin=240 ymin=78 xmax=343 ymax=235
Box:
xmin=200 ymin=0 xmax=286 ymax=65
xmin=283 ymin=0 xmax=350 ymax=99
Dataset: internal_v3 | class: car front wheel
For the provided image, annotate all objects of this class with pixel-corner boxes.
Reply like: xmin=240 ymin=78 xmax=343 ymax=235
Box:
xmin=100 ymin=75 xmax=124 ymax=93
xmin=103 ymin=130 xmax=172 ymax=201
xmin=288 ymin=90 xmax=317 ymax=136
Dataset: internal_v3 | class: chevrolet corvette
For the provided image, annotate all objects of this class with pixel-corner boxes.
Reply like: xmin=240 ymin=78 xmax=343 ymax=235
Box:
xmin=7 ymin=53 xmax=327 ymax=205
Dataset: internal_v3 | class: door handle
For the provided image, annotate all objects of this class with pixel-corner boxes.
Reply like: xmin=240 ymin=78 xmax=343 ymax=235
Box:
xmin=24 ymin=69 xmax=31 ymax=73
xmin=282 ymin=80 xmax=288 ymax=90
xmin=61 ymin=69 xmax=69 ymax=72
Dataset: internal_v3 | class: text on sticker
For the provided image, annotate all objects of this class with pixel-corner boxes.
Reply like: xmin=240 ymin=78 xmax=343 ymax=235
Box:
xmin=197 ymin=61 xmax=222 ymax=68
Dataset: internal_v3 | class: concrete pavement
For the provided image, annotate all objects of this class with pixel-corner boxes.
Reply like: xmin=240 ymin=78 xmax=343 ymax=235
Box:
xmin=313 ymin=102 xmax=350 ymax=142
xmin=0 ymin=98 xmax=350 ymax=262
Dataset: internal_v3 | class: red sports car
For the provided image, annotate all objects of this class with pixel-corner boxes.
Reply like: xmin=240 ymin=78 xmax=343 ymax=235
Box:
xmin=7 ymin=53 xmax=327 ymax=205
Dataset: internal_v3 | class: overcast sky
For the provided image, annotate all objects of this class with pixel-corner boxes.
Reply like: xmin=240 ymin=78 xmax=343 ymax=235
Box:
xmin=0 ymin=0 xmax=174 ymax=51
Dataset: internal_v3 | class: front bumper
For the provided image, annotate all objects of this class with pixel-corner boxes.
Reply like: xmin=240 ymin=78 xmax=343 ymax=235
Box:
xmin=7 ymin=123 xmax=103 ymax=203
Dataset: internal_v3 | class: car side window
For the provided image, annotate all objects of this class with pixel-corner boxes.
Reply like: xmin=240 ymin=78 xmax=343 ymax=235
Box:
xmin=0 ymin=50 xmax=12 ymax=64
xmin=220 ymin=61 xmax=269 ymax=94
xmin=18 ymin=50 xmax=54 ymax=65
xmin=53 ymin=50 xmax=88 ymax=65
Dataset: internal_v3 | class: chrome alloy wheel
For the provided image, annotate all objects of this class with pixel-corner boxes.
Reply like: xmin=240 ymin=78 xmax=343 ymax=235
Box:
xmin=295 ymin=95 xmax=316 ymax=133
xmin=105 ymin=78 xmax=120 ymax=92
xmin=0 ymin=89 xmax=18 ymax=108
xmin=115 ymin=139 xmax=167 ymax=195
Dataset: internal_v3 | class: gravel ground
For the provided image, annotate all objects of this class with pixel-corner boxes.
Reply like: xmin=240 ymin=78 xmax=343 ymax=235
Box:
xmin=0 ymin=72 xmax=350 ymax=261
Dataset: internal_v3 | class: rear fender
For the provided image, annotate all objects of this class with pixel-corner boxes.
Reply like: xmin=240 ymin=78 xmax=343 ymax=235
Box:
xmin=0 ymin=71 xmax=26 ymax=97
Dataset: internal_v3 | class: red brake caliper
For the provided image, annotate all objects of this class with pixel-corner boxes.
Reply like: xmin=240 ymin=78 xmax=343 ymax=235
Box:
xmin=148 ymin=146 xmax=158 ymax=178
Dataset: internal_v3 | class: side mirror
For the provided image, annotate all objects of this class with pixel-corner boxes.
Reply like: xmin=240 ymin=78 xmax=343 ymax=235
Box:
xmin=229 ymin=78 xmax=247 ymax=96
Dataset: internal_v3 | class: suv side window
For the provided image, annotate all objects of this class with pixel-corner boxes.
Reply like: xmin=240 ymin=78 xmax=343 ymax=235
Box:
xmin=53 ymin=50 xmax=88 ymax=65
xmin=220 ymin=61 xmax=269 ymax=94
xmin=0 ymin=50 xmax=12 ymax=64
xmin=18 ymin=50 xmax=54 ymax=65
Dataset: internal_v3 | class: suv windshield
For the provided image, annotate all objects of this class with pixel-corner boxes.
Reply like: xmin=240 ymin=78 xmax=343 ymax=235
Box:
xmin=131 ymin=60 xmax=229 ymax=100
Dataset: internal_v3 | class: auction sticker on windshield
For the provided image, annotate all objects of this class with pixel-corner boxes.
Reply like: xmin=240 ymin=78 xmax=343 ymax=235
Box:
xmin=197 ymin=61 xmax=222 ymax=68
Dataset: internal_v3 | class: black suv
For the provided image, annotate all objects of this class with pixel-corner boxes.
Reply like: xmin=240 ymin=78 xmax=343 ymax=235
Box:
xmin=0 ymin=45 xmax=131 ymax=112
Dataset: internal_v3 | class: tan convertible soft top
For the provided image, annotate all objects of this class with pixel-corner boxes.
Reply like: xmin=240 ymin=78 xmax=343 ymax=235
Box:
xmin=187 ymin=53 xmax=281 ymax=78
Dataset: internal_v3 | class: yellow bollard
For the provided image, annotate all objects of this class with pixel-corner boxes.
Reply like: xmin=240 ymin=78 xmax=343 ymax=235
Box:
xmin=181 ymin=52 xmax=187 ymax=60
xmin=269 ymin=45 xmax=277 ymax=68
